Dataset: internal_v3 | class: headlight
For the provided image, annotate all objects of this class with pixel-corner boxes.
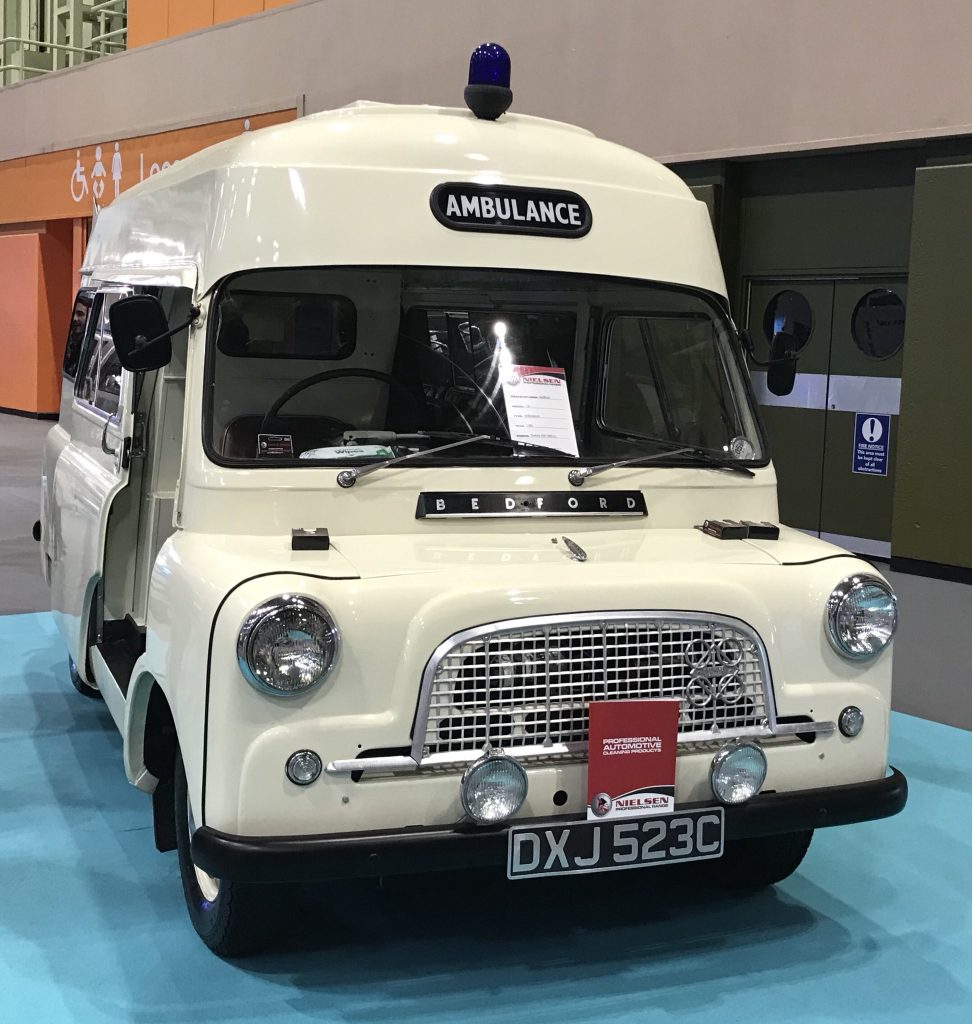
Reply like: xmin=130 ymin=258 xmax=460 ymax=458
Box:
xmin=460 ymin=753 xmax=528 ymax=824
xmin=237 ymin=595 xmax=339 ymax=696
xmin=710 ymin=741 xmax=767 ymax=805
xmin=826 ymin=574 xmax=897 ymax=660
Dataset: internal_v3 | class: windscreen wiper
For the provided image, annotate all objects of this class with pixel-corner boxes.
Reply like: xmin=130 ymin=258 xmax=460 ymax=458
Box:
xmin=336 ymin=434 xmax=490 ymax=488
xmin=344 ymin=429 xmax=573 ymax=459
xmin=443 ymin=433 xmax=574 ymax=458
xmin=568 ymin=443 xmax=755 ymax=486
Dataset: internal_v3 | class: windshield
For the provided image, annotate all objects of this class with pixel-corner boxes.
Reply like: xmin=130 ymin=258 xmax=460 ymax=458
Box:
xmin=205 ymin=267 xmax=764 ymax=466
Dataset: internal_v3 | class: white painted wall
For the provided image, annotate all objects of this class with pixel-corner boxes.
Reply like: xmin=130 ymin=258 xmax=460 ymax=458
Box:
xmin=2 ymin=0 xmax=971 ymax=165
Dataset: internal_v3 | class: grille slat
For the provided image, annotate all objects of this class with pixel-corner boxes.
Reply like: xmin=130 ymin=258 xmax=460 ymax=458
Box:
xmin=419 ymin=614 xmax=772 ymax=761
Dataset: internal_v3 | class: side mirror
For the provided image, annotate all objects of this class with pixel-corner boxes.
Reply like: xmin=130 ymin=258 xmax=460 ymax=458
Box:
xmin=767 ymin=331 xmax=798 ymax=397
xmin=108 ymin=295 xmax=173 ymax=372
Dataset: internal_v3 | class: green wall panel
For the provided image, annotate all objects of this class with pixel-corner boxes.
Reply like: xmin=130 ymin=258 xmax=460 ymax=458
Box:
xmin=892 ymin=163 xmax=972 ymax=568
xmin=761 ymin=407 xmax=826 ymax=532
xmin=738 ymin=187 xmax=913 ymax=279
xmin=820 ymin=411 xmax=897 ymax=543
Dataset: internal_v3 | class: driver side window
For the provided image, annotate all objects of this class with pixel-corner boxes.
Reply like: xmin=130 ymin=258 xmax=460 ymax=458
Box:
xmin=75 ymin=289 xmax=128 ymax=420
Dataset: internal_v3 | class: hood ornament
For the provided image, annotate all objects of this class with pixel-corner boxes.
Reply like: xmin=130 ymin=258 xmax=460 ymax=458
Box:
xmin=552 ymin=536 xmax=588 ymax=562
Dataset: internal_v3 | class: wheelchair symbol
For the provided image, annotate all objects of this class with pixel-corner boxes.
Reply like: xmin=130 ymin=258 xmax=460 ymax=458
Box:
xmin=70 ymin=151 xmax=89 ymax=203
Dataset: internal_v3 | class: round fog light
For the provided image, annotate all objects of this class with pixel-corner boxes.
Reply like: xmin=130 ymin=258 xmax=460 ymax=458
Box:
xmin=460 ymin=753 xmax=528 ymax=824
xmin=286 ymin=749 xmax=322 ymax=786
xmin=839 ymin=706 xmax=865 ymax=738
xmin=710 ymin=741 xmax=767 ymax=805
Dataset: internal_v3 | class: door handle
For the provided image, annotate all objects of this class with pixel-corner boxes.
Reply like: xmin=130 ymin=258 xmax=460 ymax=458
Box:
xmin=101 ymin=418 xmax=118 ymax=457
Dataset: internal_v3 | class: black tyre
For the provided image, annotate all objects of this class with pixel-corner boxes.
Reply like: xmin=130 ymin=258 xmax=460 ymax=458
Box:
xmin=69 ymin=656 xmax=102 ymax=700
xmin=174 ymin=749 xmax=278 ymax=957
xmin=713 ymin=829 xmax=813 ymax=889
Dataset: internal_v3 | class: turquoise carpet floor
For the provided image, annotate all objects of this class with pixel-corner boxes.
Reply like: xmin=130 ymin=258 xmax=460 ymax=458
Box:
xmin=1 ymin=611 xmax=970 ymax=1023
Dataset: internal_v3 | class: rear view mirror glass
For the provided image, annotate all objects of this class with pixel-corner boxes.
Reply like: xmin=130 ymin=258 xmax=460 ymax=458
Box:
xmin=767 ymin=331 xmax=798 ymax=397
xmin=108 ymin=294 xmax=172 ymax=372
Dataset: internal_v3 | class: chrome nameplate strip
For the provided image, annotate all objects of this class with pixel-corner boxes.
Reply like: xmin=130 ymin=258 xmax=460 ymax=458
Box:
xmin=415 ymin=491 xmax=647 ymax=519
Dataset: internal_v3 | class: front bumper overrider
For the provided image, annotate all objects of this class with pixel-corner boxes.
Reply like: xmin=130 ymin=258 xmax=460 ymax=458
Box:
xmin=192 ymin=767 xmax=908 ymax=883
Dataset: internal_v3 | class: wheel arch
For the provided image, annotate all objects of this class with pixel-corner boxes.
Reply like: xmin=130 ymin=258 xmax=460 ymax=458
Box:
xmin=125 ymin=670 xmax=180 ymax=852
xmin=125 ymin=670 xmax=177 ymax=788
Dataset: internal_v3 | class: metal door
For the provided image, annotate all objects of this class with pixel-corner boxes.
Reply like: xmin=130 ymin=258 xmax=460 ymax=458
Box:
xmin=746 ymin=277 xmax=906 ymax=556
xmin=819 ymin=279 xmax=906 ymax=557
xmin=49 ymin=287 xmax=134 ymax=677
xmin=745 ymin=280 xmax=835 ymax=533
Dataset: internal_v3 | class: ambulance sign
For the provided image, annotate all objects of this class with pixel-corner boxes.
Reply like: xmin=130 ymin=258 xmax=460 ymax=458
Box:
xmin=853 ymin=413 xmax=891 ymax=476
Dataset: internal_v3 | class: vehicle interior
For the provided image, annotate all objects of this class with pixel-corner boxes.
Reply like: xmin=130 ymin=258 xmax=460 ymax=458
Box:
xmin=204 ymin=266 xmax=762 ymax=466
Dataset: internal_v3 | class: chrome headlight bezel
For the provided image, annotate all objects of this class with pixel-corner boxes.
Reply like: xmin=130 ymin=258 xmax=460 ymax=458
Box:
xmin=237 ymin=594 xmax=339 ymax=697
xmin=709 ymin=740 xmax=767 ymax=805
xmin=826 ymin=573 xmax=898 ymax=661
xmin=460 ymin=752 xmax=528 ymax=825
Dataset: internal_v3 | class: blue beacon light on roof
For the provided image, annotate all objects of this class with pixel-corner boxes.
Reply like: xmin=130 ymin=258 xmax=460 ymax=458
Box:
xmin=468 ymin=42 xmax=511 ymax=87
xmin=464 ymin=43 xmax=513 ymax=121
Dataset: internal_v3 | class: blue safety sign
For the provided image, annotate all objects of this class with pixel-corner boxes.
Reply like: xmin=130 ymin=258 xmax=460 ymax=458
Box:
xmin=853 ymin=413 xmax=890 ymax=476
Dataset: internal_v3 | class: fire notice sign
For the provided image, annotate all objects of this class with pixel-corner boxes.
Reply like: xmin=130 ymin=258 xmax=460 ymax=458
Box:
xmin=853 ymin=413 xmax=891 ymax=476
xmin=587 ymin=699 xmax=681 ymax=820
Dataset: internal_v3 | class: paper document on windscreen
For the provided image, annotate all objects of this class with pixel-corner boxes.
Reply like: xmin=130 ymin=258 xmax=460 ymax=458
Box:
xmin=501 ymin=365 xmax=579 ymax=456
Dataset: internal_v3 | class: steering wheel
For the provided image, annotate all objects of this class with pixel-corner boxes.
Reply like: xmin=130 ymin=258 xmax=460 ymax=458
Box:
xmin=259 ymin=368 xmax=427 ymax=435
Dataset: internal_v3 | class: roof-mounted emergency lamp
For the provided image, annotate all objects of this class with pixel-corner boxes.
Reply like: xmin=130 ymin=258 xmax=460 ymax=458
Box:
xmin=464 ymin=42 xmax=512 ymax=120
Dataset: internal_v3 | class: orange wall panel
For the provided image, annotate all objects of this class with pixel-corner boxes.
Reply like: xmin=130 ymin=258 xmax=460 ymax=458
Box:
xmin=215 ymin=0 xmax=263 ymax=23
xmin=168 ymin=0 xmax=215 ymax=38
xmin=36 ymin=221 xmax=75 ymax=415
xmin=128 ymin=0 xmax=170 ymax=47
xmin=127 ymin=0 xmax=298 ymax=49
xmin=0 ymin=233 xmax=41 ymax=413
xmin=0 ymin=108 xmax=296 ymax=227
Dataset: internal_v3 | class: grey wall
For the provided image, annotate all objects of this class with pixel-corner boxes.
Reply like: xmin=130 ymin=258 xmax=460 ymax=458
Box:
xmin=5 ymin=0 xmax=972 ymax=165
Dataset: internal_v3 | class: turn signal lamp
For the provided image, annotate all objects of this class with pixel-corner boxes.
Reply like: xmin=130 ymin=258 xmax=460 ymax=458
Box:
xmin=286 ymin=750 xmax=323 ymax=786
xmin=465 ymin=43 xmax=513 ymax=120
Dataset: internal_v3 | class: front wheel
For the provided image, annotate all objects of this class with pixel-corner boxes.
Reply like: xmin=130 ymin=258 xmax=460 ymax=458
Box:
xmin=712 ymin=829 xmax=813 ymax=889
xmin=174 ymin=749 xmax=279 ymax=957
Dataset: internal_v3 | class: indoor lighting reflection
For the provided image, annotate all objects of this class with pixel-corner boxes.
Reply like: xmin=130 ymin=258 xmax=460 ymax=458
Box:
xmin=288 ymin=168 xmax=307 ymax=211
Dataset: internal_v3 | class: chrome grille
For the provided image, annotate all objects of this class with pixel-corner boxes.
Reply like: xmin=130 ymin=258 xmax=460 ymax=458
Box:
xmin=415 ymin=613 xmax=774 ymax=763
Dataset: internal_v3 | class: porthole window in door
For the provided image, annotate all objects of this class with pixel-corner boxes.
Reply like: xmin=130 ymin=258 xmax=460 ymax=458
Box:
xmin=852 ymin=289 xmax=905 ymax=359
xmin=762 ymin=290 xmax=813 ymax=353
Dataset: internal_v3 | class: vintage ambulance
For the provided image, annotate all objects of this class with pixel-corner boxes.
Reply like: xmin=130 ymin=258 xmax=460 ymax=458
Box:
xmin=39 ymin=45 xmax=906 ymax=956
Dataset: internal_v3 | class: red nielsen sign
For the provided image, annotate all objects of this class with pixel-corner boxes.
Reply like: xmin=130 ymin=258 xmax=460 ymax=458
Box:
xmin=587 ymin=699 xmax=681 ymax=820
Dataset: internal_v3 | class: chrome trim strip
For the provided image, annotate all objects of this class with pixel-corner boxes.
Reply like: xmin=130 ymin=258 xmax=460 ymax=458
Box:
xmin=410 ymin=610 xmax=782 ymax=765
xmin=326 ymin=720 xmax=838 ymax=776
xmin=750 ymin=371 xmax=827 ymax=410
xmin=827 ymin=375 xmax=901 ymax=416
xmin=326 ymin=756 xmax=418 ymax=775
xmin=773 ymin=721 xmax=836 ymax=737
xmin=750 ymin=371 xmax=901 ymax=416
xmin=414 ymin=510 xmax=647 ymax=519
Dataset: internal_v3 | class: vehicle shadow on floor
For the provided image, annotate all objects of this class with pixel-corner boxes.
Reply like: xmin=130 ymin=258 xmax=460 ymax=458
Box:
xmin=247 ymin=868 xmax=848 ymax=1007
xmin=7 ymin=641 xmax=967 ymax=1023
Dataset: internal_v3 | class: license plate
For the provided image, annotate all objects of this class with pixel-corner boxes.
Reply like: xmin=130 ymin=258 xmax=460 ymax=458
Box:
xmin=507 ymin=807 xmax=725 ymax=879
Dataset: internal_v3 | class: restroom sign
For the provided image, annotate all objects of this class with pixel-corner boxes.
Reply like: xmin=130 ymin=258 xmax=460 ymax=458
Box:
xmin=853 ymin=413 xmax=891 ymax=476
